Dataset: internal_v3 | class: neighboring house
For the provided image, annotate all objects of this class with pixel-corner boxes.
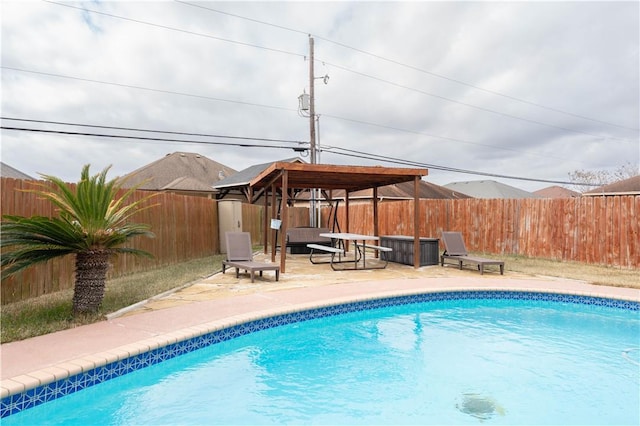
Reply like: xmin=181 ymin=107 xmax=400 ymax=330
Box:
xmin=582 ymin=175 xmax=640 ymax=196
xmin=119 ymin=152 xmax=237 ymax=197
xmin=533 ymin=185 xmax=581 ymax=198
xmin=0 ymin=162 xmax=35 ymax=180
xmin=444 ymin=180 xmax=539 ymax=199
xmin=325 ymin=180 xmax=471 ymax=202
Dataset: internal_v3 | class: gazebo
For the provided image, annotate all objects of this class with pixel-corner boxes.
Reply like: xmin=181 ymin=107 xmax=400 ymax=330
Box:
xmin=248 ymin=162 xmax=428 ymax=273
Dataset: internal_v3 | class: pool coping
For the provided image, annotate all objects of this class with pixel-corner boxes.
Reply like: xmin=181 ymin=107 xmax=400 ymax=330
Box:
xmin=2 ymin=276 xmax=639 ymax=410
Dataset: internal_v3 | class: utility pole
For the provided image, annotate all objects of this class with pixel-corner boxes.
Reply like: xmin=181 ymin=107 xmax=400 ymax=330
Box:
xmin=308 ymin=36 xmax=317 ymax=164
xmin=299 ymin=36 xmax=328 ymax=226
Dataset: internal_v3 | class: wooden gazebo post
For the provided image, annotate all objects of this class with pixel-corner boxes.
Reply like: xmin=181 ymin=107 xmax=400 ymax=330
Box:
xmin=413 ymin=175 xmax=421 ymax=268
xmin=270 ymin=183 xmax=277 ymax=262
xmin=263 ymin=186 xmax=268 ymax=254
xmin=280 ymin=170 xmax=289 ymax=273
xmin=344 ymin=189 xmax=350 ymax=251
xmin=373 ymin=186 xmax=379 ymax=257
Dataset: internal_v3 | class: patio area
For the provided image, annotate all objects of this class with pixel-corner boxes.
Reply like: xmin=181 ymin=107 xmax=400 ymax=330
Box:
xmin=2 ymin=252 xmax=639 ymax=397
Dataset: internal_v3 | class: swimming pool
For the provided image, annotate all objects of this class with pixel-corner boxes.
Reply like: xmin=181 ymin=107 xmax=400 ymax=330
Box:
xmin=2 ymin=291 xmax=639 ymax=424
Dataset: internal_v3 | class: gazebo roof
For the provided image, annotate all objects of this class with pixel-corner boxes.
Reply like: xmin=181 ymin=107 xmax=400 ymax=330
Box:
xmin=250 ymin=162 xmax=428 ymax=192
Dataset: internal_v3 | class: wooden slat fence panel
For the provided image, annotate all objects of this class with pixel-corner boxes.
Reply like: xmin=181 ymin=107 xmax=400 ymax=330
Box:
xmin=1 ymin=178 xmax=219 ymax=304
xmin=2 ymin=175 xmax=637 ymax=303
xmin=326 ymin=196 xmax=638 ymax=269
xmin=1 ymin=179 xmax=76 ymax=302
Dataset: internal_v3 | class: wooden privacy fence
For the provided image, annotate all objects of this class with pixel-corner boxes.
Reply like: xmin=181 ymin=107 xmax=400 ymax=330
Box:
xmin=331 ymin=196 xmax=639 ymax=269
xmin=1 ymin=178 xmax=222 ymax=303
xmin=1 ymin=176 xmax=637 ymax=303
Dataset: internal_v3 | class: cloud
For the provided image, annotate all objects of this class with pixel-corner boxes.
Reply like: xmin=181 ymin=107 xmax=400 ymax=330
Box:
xmin=1 ymin=1 xmax=638 ymax=191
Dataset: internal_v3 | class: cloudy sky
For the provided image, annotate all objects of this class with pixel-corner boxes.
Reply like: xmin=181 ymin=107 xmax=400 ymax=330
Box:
xmin=2 ymin=1 xmax=638 ymax=192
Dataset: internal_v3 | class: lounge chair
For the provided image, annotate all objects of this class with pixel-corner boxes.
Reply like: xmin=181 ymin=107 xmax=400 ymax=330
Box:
xmin=222 ymin=232 xmax=280 ymax=282
xmin=440 ymin=231 xmax=504 ymax=275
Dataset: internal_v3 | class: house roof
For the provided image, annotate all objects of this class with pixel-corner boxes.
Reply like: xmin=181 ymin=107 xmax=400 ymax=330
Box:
xmin=583 ymin=175 xmax=640 ymax=196
xmin=0 ymin=162 xmax=34 ymax=180
xmin=313 ymin=180 xmax=471 ymax=200
xmin=120 ymin=152 xmax=237 ymax=192
xmin=444 ymin=180 xmax=539 ymax=199
xmin=161 ymin=176 xmax=219 ymax=192
xmin=533 ymin=185 xmax=581 ymax=198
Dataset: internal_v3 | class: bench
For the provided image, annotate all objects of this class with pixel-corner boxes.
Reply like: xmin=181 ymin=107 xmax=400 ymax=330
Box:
xmin=307 ymin=243 xmax=347 ymax=268
xmin=308 ymin=242 xmax=393 ymax=270
xmin=307 ymin=243 xmax=344 ymax=258
xmin=362 ymin=244 xmax=392 ymax=268
xmin=286 ymin=227 xmax=332 ymax=254
xmin=363 ymin=244 xmax=392 ymax=253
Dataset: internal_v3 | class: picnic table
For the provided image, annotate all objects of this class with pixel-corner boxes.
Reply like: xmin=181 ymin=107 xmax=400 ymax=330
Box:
xmin=307 ymin=232 xmax=392 ymax=270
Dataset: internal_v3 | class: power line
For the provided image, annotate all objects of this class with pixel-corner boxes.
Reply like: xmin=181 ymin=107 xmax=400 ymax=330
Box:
xmin=3 ymin=67 xmax=569 ymax=160
xmin=2 ymin=121 xmax=591 ymax=186
xmin=174 ymin=0 xmax=308 ymax=37
xmin=0 ymin=126 xmax=303 ymax=150
xmin=315 ymin=39 xmax=639 ymax=133
xmin=43 ymin=1 xmax=636 ymax=143
xmin=321 ymin=114 xmax=569 ymax=161
xmin=175 ymin=0 xmax=638 ymax=133
xmin=319 ymin=60 xmax=633 ymax=143
xmin=1 ymin=67 xmax=297 ymax=113
xmin=48 ymin=0 xmax=636 ymax=141
xmin=1 ymin=117 xmax=307 ymax=145
xmin=321 ymin=146 xmax=593 ymax=187
xmin=43 ymin=0 xmax=306 ymax=60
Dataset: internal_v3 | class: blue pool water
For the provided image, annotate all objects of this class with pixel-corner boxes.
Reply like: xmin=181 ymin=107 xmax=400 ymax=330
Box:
xmin=4 ymin=296 xmax=639 ymax=425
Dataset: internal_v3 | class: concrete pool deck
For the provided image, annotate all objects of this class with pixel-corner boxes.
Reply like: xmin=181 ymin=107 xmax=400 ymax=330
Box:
xmin=2 ymin=252 xmax=639 ymax=398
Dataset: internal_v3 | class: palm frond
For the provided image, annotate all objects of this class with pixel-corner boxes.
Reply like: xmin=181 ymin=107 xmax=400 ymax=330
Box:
xmin=2 ymin=165 xmax=160 ymax=277
xmin=111 ymin=247 xmax=155 ymax=258
xmin=1 ymin=247 xmax=75 ymax=275
xmin=1 ymin=216 xmax=85 ymax=247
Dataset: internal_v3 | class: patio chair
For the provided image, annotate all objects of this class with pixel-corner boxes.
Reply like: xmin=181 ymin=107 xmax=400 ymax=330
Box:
xmin=222 ymin=232 xmax=280 ymax=283
xmin=440 ymin=231 xmax=504 ymax=275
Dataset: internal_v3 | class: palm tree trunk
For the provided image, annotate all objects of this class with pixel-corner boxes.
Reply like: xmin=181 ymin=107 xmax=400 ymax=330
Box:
xmin=73 ymin=250 xmax=111 ymax=314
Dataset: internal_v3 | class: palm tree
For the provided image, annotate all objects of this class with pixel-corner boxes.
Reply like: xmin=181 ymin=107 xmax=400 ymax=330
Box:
xmin=1 ymin=165 xmax=157 ymax=315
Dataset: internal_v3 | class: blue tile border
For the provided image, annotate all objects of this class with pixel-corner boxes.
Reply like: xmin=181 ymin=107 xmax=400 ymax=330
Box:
xmin=2 ymin=290 xmax=638 ymax=418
